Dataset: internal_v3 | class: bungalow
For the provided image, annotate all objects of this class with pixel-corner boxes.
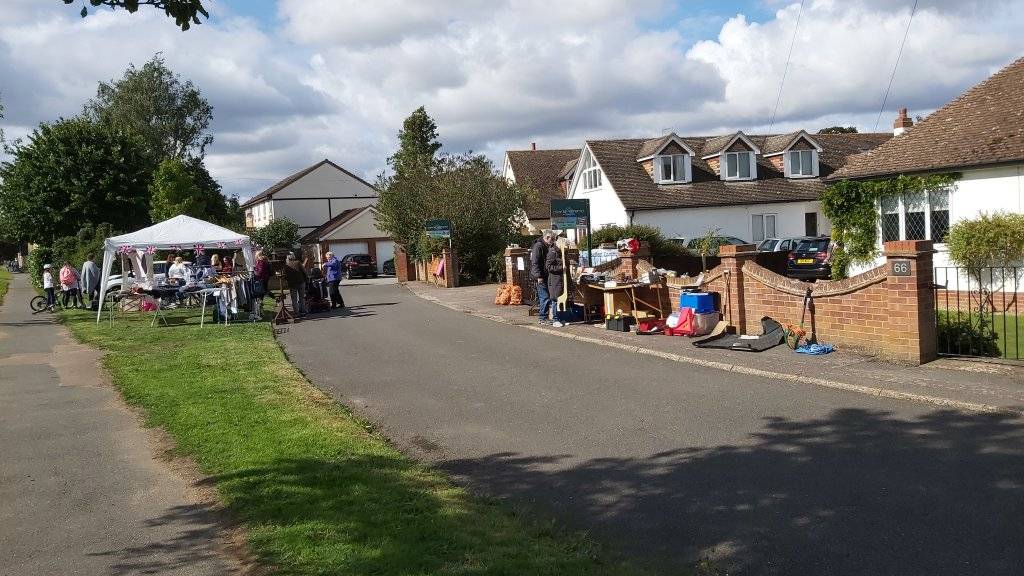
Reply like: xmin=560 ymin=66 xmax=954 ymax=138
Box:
xmin=502 ymin=145 xmax=580 ymax=233
xmin=242 ymin=159 xmax=379 ymax=234
xmin=561 ymin=130 xmax=890 ymax=244
xmin=827 ymin=56 xmax=1024 ymax=273
xmin=298 ymin=205 xmax=395 ymax=273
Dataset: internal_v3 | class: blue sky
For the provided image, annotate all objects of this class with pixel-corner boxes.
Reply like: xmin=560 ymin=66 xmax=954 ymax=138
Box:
xmin=2 ymin=0 xmax=1021 ymax=200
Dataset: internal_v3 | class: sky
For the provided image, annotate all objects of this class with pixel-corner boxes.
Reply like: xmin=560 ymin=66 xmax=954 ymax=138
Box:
xmin=1 ymin=0 xmax=1022 ymax=202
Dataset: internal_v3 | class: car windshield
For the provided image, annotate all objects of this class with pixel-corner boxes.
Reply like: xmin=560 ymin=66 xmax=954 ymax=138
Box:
xmin=795 ymin=239 xmax=830 ymax=253
xmin=757 ymin=239 xmax=777 ymax=251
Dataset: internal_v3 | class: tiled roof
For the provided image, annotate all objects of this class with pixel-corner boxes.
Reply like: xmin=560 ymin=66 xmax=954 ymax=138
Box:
xmin=506 ymin=148 xmax=580 ymax=219
xmin=636 ymin=134 xmax=674 ymax=159
xmin=298 ymin=206 xmax=368 ymax=244
xmin=558 ymin=158 xmax=578 ymax=180
xmin=829 ymin=57 xmax=1024 ymax=180
xmin=241 ymin=159 xmax=377 ymax=209
xmin=586 ymin=132 xmax=890 ymax=211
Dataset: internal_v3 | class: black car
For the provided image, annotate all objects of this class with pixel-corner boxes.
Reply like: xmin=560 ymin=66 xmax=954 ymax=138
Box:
xmin=382 ymin=258 xmax=395 ymax=275
xmin=341 ymin=254 xmax=377 ymax=279
xmin=786 ymin=237 xmax=833 ymax=280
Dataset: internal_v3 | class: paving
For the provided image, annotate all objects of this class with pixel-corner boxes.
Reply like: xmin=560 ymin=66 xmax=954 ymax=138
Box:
xmin=0 ymin=274 xmax=237 ymax=576
xmin=407 ymin=282 xmax=1024 ymax=414
xmin=280 ymin=281 xmax=1024 ymax=575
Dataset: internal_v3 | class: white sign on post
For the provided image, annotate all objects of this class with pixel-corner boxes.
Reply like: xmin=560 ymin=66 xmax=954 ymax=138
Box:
xmin=516 ymin=257 xmax=525 ymax=271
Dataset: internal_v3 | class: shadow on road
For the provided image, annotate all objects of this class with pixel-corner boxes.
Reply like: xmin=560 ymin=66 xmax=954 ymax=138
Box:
xmin=434 ymin=407 xmax=1024 ymax=575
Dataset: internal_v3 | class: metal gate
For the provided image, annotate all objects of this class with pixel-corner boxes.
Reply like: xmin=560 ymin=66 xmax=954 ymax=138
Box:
xmin=934 ymin=266 xmax=1023 ymax=360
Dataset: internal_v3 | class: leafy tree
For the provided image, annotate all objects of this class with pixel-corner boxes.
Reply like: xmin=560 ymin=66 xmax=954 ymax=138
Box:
xmin=65 ymin=0 xmax=208 ymax=31
xmin=0 ymin=117 xmax=151 ymax=245
xmin=388 ymin=106 xmax=441 ymax=177
xmin=84 ymin=55 xmax=213 ymax=162
xmin=223 ymin=195 xmax=246 ymax=231
xmin=817 ymin=126 xmax=858 ymax=134
xmin=249 ymin=218 xmax=299 ymax=251
xmin=148 ymin=158 xmax=205 ymax=222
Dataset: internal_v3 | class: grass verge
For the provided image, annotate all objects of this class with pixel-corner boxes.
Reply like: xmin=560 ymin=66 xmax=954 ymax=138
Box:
xmin=60 ymin=307 xmax=653 ymax=575
xmin=0 ymin=269 xmax=11 ymax=306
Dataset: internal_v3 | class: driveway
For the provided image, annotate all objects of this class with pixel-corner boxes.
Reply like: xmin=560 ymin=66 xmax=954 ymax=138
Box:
xmin=0 ymin=274 xmax=239 ymax=576
xmin=279 ymin=282 xmax=1024 ymax=575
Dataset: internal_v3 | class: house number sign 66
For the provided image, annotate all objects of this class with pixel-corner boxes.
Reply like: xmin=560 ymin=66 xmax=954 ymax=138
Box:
xmin=891 ymin=260 xmax=912 ymax=276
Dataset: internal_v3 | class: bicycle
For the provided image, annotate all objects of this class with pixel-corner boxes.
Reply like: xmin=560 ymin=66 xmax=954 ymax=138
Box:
xmin=30 ymin=293 xmax=63 ymax=314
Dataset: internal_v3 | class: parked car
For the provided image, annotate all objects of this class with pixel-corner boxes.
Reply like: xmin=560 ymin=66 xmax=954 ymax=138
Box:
xmin=105 ymin=261 xmax=171 ymax=293
xmin=757 ymin=237 xmax=810 ymax=253
xmin=341 ymin=254 xmax=377 ymax=279
xmin=684 ymin=235 xmax=748 ymax=255
xmin=382 ymin=258 xmax=395 ymax=275
xmin=786 ymin=237 xmax=834 ymax=280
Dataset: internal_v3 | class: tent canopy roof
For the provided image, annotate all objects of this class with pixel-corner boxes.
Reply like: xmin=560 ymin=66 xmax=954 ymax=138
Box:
xmin=105 ymin=215 xmax=250 ymax=249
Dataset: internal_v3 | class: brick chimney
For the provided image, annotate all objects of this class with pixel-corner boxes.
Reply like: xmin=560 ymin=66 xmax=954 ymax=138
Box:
xmin=893 ymin=108 xmax=913 ymax=136
xmin=531 ymin=142 xmax=537 ymax=151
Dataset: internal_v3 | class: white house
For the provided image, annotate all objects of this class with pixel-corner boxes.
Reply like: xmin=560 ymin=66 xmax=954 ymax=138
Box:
xmin=562 ymin=130 xmax=890 ymax=245
xmin=502 ymin=146 xmax=580 ymax=233
xmin=243 ymin=159 xmax=379 ymax=234
xmin=829 ymin=56 xmax=1024 ymax=278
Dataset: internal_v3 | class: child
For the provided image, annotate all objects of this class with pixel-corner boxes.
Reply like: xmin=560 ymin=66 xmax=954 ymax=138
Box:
xmin=42 ymin=264 xmax=56 ymax=311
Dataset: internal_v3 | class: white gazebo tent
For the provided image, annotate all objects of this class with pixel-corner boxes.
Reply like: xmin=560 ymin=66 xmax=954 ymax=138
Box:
xmin=96 ymin=215 xmax=255 ymax=322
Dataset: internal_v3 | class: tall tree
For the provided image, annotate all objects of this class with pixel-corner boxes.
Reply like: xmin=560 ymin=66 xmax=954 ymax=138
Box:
xmin=0 ymin=118 xmax=151 ymax=245
xmin=148 ymin=158 xmax=203 ymax=222
xmin=388 ymin=106 xmax=441 ymax=177
xmin=64 ymin=0 xmax=208 ymax=31
xmin=84 ymin=55 xmax=213 ymax=162
xmin=818 ymin=126 xmax=858 ymax=134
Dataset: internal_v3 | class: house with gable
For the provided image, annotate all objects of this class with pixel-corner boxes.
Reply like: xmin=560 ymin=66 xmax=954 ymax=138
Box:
xmin=561 ymin=129 xmax=890 ymax=245
xmin=828 ymin=56 xmax=1024 ymax=273
xmin=502 ymin=146 xmax=580 ymax=233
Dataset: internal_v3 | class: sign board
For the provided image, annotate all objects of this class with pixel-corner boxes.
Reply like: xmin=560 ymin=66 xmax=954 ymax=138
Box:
xmin=891 ymin=259 xmax=912 ymax=276
xmin=425 ymin=219 xmax=451 ymax=238
xmin=550 ymin=199 xmax=589 ymax=229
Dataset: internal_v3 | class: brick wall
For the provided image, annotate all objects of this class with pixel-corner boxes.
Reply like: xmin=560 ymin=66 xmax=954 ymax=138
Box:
xmin=665 ymin=241 xmax=938 ymax=364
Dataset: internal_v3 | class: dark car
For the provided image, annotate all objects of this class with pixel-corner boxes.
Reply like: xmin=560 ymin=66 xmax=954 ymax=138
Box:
xmin=786 ymin=237 xmax=833 ymax=280
xmin=382 ymin=258 xmax=395 ymax=275
xmin=341 ymin=253 xmax=377 ymax=279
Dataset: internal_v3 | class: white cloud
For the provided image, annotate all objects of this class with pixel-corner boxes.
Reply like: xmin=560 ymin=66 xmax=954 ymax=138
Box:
xmin=1 ymin=0 xmax=1022 ymax=203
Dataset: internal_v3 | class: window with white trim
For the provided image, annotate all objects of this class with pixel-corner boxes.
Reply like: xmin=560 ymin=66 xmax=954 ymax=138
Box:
xmin=724 ymin=151 xmax=754 ymax=180
xmin=655 ymin=154 xmax=690 ymax=183
xmin=751 ymin=213 xmax=777 ymax=243
xmin=579 ymin=150 xmax=602 ymax=191
xmin=786 ymin=149 xmax=816 ymax=177
xmin=879 ymin=187 xmax=951 ymax=244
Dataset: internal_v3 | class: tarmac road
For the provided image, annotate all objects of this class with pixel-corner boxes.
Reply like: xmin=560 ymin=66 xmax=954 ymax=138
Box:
xmin=279 ymin=282 xmax=1024 ymax=575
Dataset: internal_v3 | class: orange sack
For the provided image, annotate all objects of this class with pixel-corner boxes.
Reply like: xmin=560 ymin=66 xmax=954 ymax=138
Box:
xmin=509 ymin=285 xmax=523 ymax=305
xmin=495 ymin=284 xmax=512 ymax=305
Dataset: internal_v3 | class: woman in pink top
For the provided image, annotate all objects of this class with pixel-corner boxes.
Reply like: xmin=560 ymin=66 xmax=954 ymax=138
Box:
xmin=59 ymin=262 xmax=84 ymax=308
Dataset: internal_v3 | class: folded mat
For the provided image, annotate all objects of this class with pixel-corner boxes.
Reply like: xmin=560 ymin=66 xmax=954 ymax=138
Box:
xmin=693 ymin=317 xmax=785 ymax=352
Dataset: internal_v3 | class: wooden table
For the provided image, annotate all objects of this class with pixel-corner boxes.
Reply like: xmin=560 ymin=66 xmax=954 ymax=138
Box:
xmin=578 ymin=282 xmax=667 ymax=319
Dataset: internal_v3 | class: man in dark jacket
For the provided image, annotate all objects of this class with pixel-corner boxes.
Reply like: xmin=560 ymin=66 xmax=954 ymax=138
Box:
xmin=530 ymin=231 xmax=555 ymax=324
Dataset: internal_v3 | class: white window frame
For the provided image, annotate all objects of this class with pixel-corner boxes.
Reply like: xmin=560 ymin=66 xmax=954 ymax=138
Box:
xmin=751 ymin=213 xmax=777 ymax=243
xmin=723 ymin=151 xmax=756 ymax=181
xmin=578 ymin=150 xmax=603 ymax=192
xmin=653 ymin=154 xmax=692 ymax=184
xmin=877 ymin=187 xmax=951 ymax=245
xmin=785 ymin=149 xmax=818 ymax=178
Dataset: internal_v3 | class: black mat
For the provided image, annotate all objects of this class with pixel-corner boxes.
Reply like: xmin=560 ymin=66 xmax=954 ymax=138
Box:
xmin=693 ymin=317 xmax=785 ymax=352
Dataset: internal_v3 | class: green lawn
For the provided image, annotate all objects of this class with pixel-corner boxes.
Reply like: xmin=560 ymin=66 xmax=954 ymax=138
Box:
xmin=0 ymin=269 xmax=11 ymax=306
xmin=937 ymin=310 xmax=1024 ymax=359
xmin=60 ymin=307 xmax=658 ymax=576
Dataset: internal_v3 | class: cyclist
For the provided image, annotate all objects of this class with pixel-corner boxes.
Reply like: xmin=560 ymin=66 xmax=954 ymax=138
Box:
xmin=42 ymin=264 xmax=57 ymax=311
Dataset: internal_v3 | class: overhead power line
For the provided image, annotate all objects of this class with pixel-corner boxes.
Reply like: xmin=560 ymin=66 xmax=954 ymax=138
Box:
xmin=874 ymin=0 xmax=919 ymax=131
xmin=767 ymin=0 xmax=804 ymax=135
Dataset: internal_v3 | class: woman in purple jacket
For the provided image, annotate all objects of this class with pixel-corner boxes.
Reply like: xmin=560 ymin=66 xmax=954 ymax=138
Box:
xmin=322 ymin=251 xmax=346 ymax=309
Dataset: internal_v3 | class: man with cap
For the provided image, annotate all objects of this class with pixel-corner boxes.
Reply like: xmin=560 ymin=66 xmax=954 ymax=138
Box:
xmin=530 ymin=230 xmax=556 ymax=324
xmin=42 ymin=263 xmax=56 ymax=311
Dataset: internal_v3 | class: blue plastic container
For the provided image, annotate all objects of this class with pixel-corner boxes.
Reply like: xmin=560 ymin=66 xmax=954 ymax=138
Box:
xmin=679 ymin=292 xmax=715 ymax=314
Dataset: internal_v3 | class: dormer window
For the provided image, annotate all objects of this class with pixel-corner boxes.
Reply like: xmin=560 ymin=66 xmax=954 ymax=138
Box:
xmin=786 ymin=149 xmax=818 ymax=178
xmin=724 ymin=151 xmax=755 ymax=180
xmin=655 ymin=154 xmax=691 ymax=184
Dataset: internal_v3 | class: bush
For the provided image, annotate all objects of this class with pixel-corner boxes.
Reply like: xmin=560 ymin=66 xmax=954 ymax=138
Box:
xmin=26 ymin=246 xmax=54 ymax=291
xmin=947 ymin=212 xmax=1024 ymax=271
xmin=937 ymin=315 xmax=1000 ymax=357
xmin=589 ymin=224 xmax=684 ymax=260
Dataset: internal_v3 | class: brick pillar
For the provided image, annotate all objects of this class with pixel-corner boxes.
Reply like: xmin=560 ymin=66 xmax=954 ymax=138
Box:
xmin=505 ymin=246 xmax=530 ymax=285
xmin=615 ymin=241 xmax=651 ymax=279
xmin=441 ymin=248 xmax=459 ymax=288
xmin=717 ymin=244 xmax=757 ymax=333
xmin=395 ymin=245 xmax=410 ymax=283
xmin=884 ymin=240 xmax=937 ymax=364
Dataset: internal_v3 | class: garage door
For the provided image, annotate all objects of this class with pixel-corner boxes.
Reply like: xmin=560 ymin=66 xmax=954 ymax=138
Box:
xmin=329 ymin=242 xmax=368 ymax=261
xmin=376 ymin=240 xmax=395 ymax=272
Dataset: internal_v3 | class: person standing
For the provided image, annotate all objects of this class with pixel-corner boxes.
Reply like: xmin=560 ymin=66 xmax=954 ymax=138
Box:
xmin=284 ymin=254 xmax=308 ymax=319
xmin=59 ymin=261 xmax=83 ymax=308
xmin=545 ymin=238 xmax=568 ymax=328
xmin=322 ymin=251 xmax=346 ymax=309
xmin=253 ymin=250 xmax=272 ymax=298
xmin=42 ymin=264 xmax=57 ymax=311
xmin=80 ymin=254 xmax=100 ymax=307
xmin=530 ymin=231 xmax=556 ymax=324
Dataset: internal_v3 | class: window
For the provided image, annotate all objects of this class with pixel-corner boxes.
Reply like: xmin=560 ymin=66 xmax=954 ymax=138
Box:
xmin=655 ymin=154 xmax=689 ymax=183
xmin=878 ymin=187 xmax=951 ymax=244
xmin=787 ymin=149 xmax=816 ymax=177
xmin=579 ymin=151 xmax=602 ymax=191
xmin=751 ymin=213 xmax=776 ymax=243
xmin=725 ymin=151 xmax=753 ymax=180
